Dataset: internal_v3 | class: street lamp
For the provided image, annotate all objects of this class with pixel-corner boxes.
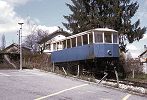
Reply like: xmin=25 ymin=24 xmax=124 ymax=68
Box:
xmin=18 ymin=22 xmax=24 ymax=70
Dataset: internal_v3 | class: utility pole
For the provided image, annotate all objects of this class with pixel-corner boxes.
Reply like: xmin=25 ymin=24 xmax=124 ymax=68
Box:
xmin=18 ymin=22 xmax=24 ymax=70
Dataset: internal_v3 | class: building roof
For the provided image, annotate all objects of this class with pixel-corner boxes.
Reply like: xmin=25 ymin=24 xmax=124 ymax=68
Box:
xmin=138 ymin=50 xmax=147 ymax=58
xmin=1 ymin=43 xmax=31 ymax=54
xmin=38 ymin=30 xmax=71 ymax=44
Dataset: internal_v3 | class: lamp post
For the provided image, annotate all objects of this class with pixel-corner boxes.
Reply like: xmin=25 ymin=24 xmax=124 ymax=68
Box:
xmin=18 ymin=22 xmax=24 ymax=70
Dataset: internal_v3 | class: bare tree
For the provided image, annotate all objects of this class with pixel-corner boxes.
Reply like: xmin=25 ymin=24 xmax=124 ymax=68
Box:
xmin=23 ymin=17 xmax=48 ymax=52
xmin=1 ymin=34 xmax=6 ymax=50
xmin=126 ymin=52 xmax=132 ymax=60
xmin=23 ymin=29 xmax=48 ymax=52
xmin=36 ymin=29 xmax=48 ymax=42
xmin=23 ymin=33 xmax=37 ymax=50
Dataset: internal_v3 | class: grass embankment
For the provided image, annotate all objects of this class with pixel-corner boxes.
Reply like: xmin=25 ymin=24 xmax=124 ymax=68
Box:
xmin=23 ymin=53 xmax=147 ymax=86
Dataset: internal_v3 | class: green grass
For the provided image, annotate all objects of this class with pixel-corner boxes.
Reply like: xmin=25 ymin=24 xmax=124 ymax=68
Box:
xmin=126 ymin=73 xmax=147 ymax=83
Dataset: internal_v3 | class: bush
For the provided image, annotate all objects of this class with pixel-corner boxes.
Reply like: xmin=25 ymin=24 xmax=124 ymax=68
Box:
xmin=23 ymin=53 xmax=52 ymax=71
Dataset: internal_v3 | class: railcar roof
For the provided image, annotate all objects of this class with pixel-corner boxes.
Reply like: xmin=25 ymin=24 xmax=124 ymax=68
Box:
xmin=52 ymin=28 xmax=117 ymax=43
xmin=93 ymin=28 xmax=118 ymax=32
xmin=67 ymin=28 xmax=118 ymax=38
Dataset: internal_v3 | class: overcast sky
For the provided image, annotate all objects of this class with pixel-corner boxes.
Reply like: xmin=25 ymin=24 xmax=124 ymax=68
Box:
xmin=0 ymin=0 xmax=147 ymax=58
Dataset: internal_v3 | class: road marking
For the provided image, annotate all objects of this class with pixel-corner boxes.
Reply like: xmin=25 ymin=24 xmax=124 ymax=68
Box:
xmin=0 ymin=75 xmax=45 ymax=77
xmin=34 ymin=84 xmax=88 ymax=100
xmin=11 ymin=75 xmax=43 ymax=76
xmin=0 ymin=73 xmax=10 ymax=76
xmin=24 ymin=71 xmax=46 ymax=76
xmin=122 ymin=94 xmax=131 ymax=100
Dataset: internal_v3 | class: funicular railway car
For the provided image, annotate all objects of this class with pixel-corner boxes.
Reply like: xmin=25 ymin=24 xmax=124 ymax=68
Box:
xmin=51 ymin=28 xmax=119 ymax=77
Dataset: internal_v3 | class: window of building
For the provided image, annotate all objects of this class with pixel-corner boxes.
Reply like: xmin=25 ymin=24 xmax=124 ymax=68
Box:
xmin=53 ymin=43 xmax=56 ymax=50
xmin=113 ymin=33 xmax=118 ymax=43
xmin=46 ymin=44 xmax=50 ymax=50
xmin=77 ymin=36 xmax=82 ymax=46
xmin=94 ymin=31 xmax=103 ymax=43
xmin=83 ymin=34 xmax=88 ymax=45
xmin=57 ymin=42 xmax=63 ymax=50
xmin=71 ymin=37 xmax=76 ymax=47
xmin=63 ymin=40 xmax=66 ymax=49
xmin=57 ymin=42 xmax=59 ymax=50
xmin=104 ymin=32 xmax=112 ymax=43
xmin=67 ymin=39 xmax=71 ymax=48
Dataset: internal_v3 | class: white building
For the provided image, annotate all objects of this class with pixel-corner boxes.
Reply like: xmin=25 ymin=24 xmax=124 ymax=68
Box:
xmin=38 ymin=30 xmax=70 ymax=54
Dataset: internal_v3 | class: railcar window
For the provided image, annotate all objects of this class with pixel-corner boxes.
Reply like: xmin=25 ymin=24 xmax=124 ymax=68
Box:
xmin=72 ymin=38 xmax=76 ymax=47
xmin=67 ymin=39 xmax=71 ymax=48
xmin=89 ymin=32 xmax=93 ymax=44
xmin=83 ymin=34 xmax=88 ymax=45
xmin=63 ymin=40 xmax=66 ymax=49
xmin=113 ymin=33 xmax=118 ymax=43
xmin=94 ymin=31 xmax=103 ymax=43
xmin=104 ymin=32 xmax=112 ymax=43
xmin=77 ymin=36 xmax=82 ymax=46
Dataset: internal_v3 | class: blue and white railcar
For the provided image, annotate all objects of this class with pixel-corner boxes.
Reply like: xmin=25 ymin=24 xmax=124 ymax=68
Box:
xmin=51 ymin=28 xmax=119 ymax=63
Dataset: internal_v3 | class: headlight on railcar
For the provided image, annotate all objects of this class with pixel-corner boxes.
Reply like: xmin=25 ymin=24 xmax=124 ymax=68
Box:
xmin=107 ymin=50 xmax=112 ymax=56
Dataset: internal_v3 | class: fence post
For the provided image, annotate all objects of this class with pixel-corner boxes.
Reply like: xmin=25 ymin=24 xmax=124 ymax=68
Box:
xmin=53 ymin=62 xmax=55 ymax=72
xmin=62 ymin=67 xmax=67 ymax=76
xmin=77 ymin=65 xmax=80 ymax=77
xmin=132 ymin=69 xmax=134 ymax=78
xmin=23 ymin=58 xmax=25 ymax=67
xmin=98 ymin=72 xmax=108 ymax=84
xmin=114 ymin=67 xmax=119 ymax=88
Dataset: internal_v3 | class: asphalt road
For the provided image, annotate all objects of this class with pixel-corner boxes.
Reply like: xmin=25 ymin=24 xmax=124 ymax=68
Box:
xmin=0 ymin=69 xmax=146 ymax=100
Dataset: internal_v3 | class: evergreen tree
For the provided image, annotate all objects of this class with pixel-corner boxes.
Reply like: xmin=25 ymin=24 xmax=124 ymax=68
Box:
xmin=63 ymin=0 xmax=146 ymax=52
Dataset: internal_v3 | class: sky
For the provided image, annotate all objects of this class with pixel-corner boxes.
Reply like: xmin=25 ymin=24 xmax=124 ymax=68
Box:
xmin=0 ymin=0 xmax=72 ymax=45
xmin=0 ymin=0 xmax=147 ymax=58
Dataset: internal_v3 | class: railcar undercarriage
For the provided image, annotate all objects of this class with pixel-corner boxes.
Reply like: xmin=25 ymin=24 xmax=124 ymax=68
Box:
xmin=53 ymin=58 xmax=125 ymax=79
